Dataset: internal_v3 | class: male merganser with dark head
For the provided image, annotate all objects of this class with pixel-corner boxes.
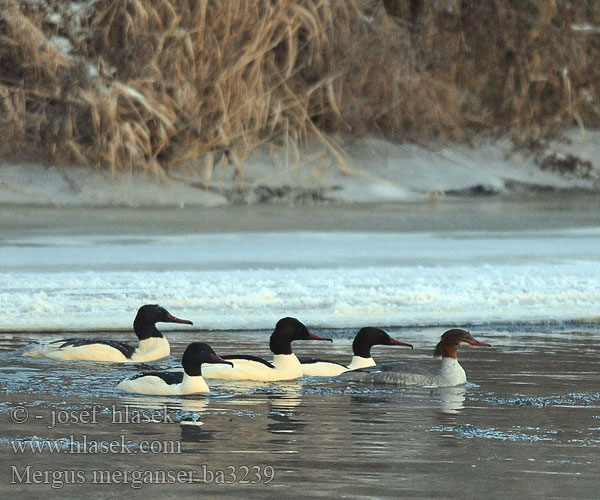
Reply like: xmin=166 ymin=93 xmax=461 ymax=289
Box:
xmin=300 ymin=327 xmax=413 ymax=376
xmin=116 ymin=343 xmax=233 ymax=395
xmin=202 ymin=317 xmax=332 ymax=381
xmin=340 ymin=328 xmax=491 ymax=387
xmin=22 ymin=304 xmax=193 ymax=362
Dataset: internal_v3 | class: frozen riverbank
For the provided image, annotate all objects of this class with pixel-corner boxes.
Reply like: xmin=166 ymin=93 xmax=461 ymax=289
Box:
xmin=1 ymin=131 xmax=599 ymax=207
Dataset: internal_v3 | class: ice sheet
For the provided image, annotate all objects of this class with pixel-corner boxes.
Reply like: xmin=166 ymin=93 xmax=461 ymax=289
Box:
xmin=1 ymin=230 xmax=599 ymax=331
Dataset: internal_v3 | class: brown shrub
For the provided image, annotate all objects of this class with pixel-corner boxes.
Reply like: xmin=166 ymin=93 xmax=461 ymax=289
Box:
xmin=0 ymin=0 xmax=598 ymax=174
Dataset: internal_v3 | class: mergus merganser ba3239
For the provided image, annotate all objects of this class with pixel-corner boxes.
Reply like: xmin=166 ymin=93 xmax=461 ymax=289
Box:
xmin=299 ymin=327 xmax=413 ymax=376
xmin=202 ymin=317 xmax=332 ymax=381
xmin=22 ymin=304 xmax=193 ymax=362
xmin=116 ymin=343 xmax=233 ymax=395
xmin=340 ymin=329 xmax=491 ymax=387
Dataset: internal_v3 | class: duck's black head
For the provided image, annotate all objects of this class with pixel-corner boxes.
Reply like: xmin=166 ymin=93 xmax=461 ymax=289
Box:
xmin=433 ymin=328 xmax=491 ymax=358
xmin=133 ymin=304 xmax=193 ymax=341
xmin=269 ymin=317 xmax=332 ymax=355
xmin=352 ymin=327 xmax=413 ymax=358
xmin=181 ymin=342 xmax=233 ymax=376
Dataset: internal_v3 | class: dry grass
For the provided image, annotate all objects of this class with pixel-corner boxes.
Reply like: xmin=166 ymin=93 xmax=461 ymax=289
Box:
xmin=0 ymin=0 xmax=599 ymax=176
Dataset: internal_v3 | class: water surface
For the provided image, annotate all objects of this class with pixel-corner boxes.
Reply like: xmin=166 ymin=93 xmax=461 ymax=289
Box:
xmin=1 ymin=196 xmax=599 ymax=498
xmin=0 ymin=326 xmax=598 ymax=499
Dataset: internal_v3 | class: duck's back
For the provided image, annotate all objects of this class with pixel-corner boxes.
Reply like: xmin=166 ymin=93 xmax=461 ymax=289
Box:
xmin=23 ymin=338 xmax=131 ymax=362
xmin=202 ymin=354 xmax=303 ymax=381
xmin=340 ymin=360 xmax=465 ymax=387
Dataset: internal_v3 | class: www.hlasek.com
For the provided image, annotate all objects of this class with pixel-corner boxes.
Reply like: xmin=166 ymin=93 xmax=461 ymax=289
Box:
xmin=11 ymin=434 xmax=180 ymax=455
xmin=10 ymin=465 xmax=276 ymax=488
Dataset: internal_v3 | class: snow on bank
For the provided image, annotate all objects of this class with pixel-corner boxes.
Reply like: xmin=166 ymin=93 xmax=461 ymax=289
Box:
xmin=0 ymin=162 xmax=226 ymax=207
xmin=1 ymin=130 xmax=599 ymax=206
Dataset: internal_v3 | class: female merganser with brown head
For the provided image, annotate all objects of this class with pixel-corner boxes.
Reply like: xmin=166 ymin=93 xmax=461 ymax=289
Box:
xmin=22 ymin=304 xmax=193 ymax=362
xmin=116 ymin=343 xmax=233 ymax=395
xmin=202 ymin=317 xmax=332 ymax=381
xmin=300 ymin=327 xmax=413 ymax=376
xmin=340 ymin=328 xmax=491 ymax=387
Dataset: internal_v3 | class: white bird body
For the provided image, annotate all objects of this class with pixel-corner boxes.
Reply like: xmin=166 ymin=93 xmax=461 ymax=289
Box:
xmin=26 ymin=337 xmax=170 ymax=362
xmin=21 ymin=304 xmax=192 ymax=362
xmin=116 ymin=343 xmax=232 ymax=395
xmin=203 ymin=353 xmax=306 ymax=381
xmin=116 ymin=372 xmax=210 ymax=395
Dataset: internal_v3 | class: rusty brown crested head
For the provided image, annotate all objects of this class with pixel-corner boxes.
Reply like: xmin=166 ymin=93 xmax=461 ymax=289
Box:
xmin=433 ymin=329 xmax=491 ymax=359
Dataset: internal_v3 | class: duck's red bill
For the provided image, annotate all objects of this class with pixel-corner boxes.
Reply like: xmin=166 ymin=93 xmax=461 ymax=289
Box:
xmin=166 ymin=314 xmax=194 ymax=325
xmin=469 ymin=338 xmax=491 ymax=347
xmin=209 ymin=353 xmax=234 ymax=367
xmin=308 ymin=332 xmax=333 ymax=342
xmin=388 ymin=338 xmax=413 ymax=348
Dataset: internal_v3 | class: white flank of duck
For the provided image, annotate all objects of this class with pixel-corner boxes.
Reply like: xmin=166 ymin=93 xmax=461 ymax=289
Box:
xmin=116 ymin=342 xmax=233 ymax=395
xmin=202 ymin=317 xmax=332 ymax=381
xmin=22 ymin=304 xmax=193 ymax=362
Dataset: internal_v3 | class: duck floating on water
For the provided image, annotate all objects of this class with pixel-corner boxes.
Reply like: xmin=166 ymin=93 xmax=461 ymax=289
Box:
xmin=202 ymin=317 xmax=332 ymax=381
xmin=340 ymin=329 xmax=491 ymax=387
xmin=22 ymin=304 xmax=193 ymax=362
xmin=116 ymin=343 xmax=232 ymax=395
xmin=300 ymin=327 xmax=413 ymax=376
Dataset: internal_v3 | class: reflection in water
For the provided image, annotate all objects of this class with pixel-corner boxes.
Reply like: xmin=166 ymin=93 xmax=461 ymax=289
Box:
xmin=118 ymin=395 xmax=214 ymax=444
xmin=266 ymin=385 xmax=306 ymax=435
xmin=350 ymin=395 xmax=391 ymax=407
xmin=431 ymin=386 xmax=467 ymax=447
xmin=266 ymin=414 xmax=306 ymax=434
xmin=119 ymin=395 xmax=210 ymax=414
xmin=437 ymin=385 xmax=466 ymax=415
xmin=267 ymin=382 xmax=303 ymax=410
xmin=348 ymin=395 xmax=393 ymax=428
xmin=118 ymin=394 xmax=221 ymax=446
xmin=180 ymin=422 xmax=216 ymax=444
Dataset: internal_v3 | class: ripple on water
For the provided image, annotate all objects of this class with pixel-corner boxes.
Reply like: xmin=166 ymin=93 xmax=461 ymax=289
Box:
xmin=428 ymin=423 xmax=558 ymax=442
xmin=484 ymin=392 xmax=600 ymax=408
xmin=300 ymin=384 xmax=408 ymax=396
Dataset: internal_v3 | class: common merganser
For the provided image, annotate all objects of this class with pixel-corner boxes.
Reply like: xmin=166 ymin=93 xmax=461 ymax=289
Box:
xmin=22 ymin=304 xmax=193 ymax=362
xmin=202 ymin=317 xmax=332 ymax=381
xmin=116 ymin=343 xmax=233 ymax=395
xmin=340 ymin=329 xmax=491 ymax=387
xmin=299 ymin=327 xmax=413 ymax=376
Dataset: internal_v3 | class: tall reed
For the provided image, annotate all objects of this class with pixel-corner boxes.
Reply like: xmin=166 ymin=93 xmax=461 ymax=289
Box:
xmin=0 ymin=0 xmax=598 ymax=174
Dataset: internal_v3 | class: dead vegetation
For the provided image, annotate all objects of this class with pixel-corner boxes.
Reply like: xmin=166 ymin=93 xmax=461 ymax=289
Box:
xmin=0 ymin=0 xmax=599 ymax=177
xmin=538 ymin=152 xmax=598 ymax=180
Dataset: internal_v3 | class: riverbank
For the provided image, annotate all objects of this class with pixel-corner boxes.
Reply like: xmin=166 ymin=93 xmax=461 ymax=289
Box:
xmin=1 ymin=130 xmax=599 ymax=207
